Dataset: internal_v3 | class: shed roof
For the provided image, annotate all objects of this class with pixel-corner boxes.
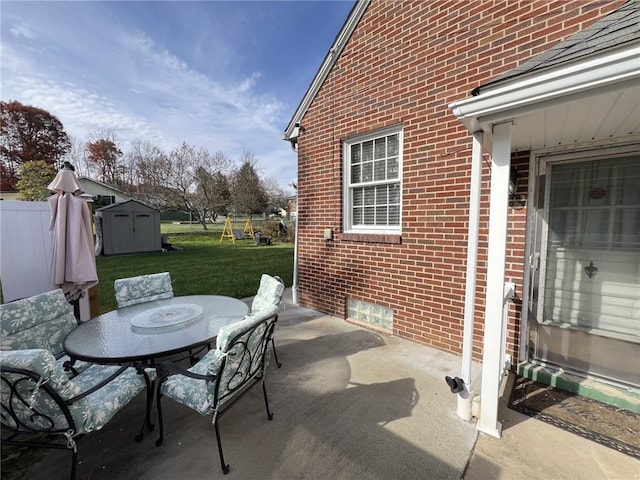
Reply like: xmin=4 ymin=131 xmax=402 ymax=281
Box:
xmin=96 ymin=199 xmax=158 ymax=212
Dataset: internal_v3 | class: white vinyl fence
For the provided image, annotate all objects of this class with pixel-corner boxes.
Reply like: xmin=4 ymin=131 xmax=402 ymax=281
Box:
xmin=0 ymin=200 xmax=90 ymax=319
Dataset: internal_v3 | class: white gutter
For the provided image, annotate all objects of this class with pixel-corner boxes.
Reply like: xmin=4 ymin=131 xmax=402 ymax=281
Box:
xmin=456 ymin=131 xmax=483 ymax=421
xmin=292 ymin=203 xmax=299 ymax=304
xmin=449 ymin=42 xmax=640 ymax=134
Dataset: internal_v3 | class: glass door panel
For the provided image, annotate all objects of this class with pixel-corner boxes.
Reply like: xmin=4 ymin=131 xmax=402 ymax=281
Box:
xmin=530 ymin=152 xmax=640 ymax=388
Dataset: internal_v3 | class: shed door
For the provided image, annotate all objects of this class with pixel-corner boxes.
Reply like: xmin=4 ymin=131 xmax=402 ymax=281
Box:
xmin=528 ymin=146 xmax=640 ymax=388
xmin=108 ymin=213 xmax=134 ymax=255
xmin=133 ymin=213 xmax=154 ymax=252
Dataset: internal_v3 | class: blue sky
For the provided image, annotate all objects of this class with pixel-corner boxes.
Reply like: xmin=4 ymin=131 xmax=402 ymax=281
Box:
xmin=1 ymin=1 xmax=355 ymax=191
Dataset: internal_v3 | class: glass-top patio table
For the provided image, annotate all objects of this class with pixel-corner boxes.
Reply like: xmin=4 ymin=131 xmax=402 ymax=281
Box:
xmin=64 ymin=295 xmax=249 ymax=365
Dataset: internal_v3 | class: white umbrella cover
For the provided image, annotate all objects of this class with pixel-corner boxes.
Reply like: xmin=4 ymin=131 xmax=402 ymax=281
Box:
xmin=48 ymin=166 xmax=98 ymax=302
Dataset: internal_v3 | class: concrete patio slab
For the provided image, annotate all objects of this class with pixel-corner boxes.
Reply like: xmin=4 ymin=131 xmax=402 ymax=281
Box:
xmin=6 ymin=289 xmax=639 ymax=479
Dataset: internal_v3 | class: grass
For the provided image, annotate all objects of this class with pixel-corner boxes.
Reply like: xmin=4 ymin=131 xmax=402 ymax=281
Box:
xmin=1 ymin=221 xmax=294 ymax=479
xmin=95 ymin=228 xmax=294 ymax=314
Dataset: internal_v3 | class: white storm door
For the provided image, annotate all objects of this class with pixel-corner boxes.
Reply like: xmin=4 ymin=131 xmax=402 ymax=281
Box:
xmin=530 ymin=147 xmax=640 ymax=388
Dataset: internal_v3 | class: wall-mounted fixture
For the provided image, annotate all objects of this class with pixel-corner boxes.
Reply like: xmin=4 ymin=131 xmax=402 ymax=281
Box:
xmin=509 ymin=166 xmax=519 ymax=196
xmin=323 ymin=228 xmax=333 ymax=240
xmin=508 ymin=166 xmax=526 ymax=209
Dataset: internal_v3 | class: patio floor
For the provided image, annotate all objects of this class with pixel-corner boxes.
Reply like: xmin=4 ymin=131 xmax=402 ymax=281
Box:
xmin=7 ymin=289 xmax=638 ymax=479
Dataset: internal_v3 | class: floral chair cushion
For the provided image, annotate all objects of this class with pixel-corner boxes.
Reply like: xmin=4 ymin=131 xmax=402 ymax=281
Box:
xmin=250 ymin=274 xmax=284 ymax=315
xmin=216 ymin=313 xmax=265 ymax=351
xmin=160 ymin=311 xmax=274 ymax=417
xmin=73 ymin=364 xmax=157 ymax=430
xmin=0 ymin=348 xmax=93 ymax=434
xmin=160 ymin=349 xmax=225 ymax=416
xmin=114 ymin=272 xmax=174 ymax=308
xmin=0 ymin=289 xmax=77 ymax=357
xmin=0 ymin=348 xmax=154 ymax=436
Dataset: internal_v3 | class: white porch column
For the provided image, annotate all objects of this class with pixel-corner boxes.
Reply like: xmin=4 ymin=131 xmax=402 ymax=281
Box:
xmin=457 ymin=132 xmax=483 ymax=421
xmin=477 ymin=121 xmax=512 ymax=438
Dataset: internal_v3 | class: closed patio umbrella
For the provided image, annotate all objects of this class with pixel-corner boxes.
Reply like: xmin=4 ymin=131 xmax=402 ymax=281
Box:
xmin=48 ymin=162 xmax=98 ymax=305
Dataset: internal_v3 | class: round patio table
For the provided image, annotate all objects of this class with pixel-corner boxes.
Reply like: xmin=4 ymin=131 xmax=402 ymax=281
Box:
xmin=64 ymin=295 xmax=248 ymax=365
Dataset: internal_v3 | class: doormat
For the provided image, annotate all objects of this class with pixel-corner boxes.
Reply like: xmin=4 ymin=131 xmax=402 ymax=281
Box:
xmin=508 ymin=376 xmax=640 ymax=459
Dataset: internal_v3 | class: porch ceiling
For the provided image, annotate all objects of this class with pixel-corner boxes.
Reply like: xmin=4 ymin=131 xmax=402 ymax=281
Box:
xmin=450 ymin=42 xmax=640 ymax=153
xmin=508 ymin=83 xmax=640 ymax=152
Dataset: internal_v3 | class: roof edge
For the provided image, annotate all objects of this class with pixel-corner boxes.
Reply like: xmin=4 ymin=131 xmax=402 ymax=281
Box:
xmin=449 ymin=41 xmax=640 ymax=134
xmin=282 ymin=0 xmax=370 ymax=144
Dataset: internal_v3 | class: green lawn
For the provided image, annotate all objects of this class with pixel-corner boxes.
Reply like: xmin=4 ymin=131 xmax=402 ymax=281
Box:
xmin=95 ymin=229 xmax=294 ymax=314
xmin=0 ymin=225 xmax=294 ymax=477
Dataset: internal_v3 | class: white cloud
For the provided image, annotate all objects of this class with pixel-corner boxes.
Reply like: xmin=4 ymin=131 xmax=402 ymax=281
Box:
xmin=9 ymin=22 xmax=36 ymax=40
xmin=0 ymin=2 xmax=300 ymax=190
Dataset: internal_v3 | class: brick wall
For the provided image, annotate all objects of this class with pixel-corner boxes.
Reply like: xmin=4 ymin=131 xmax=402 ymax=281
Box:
xmin=296 ymin=0 xmax=624 ymax=360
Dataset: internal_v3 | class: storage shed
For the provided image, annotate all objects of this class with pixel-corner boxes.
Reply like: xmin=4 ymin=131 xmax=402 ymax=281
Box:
xmin=96 ymin=200 xmax=161 ymax=256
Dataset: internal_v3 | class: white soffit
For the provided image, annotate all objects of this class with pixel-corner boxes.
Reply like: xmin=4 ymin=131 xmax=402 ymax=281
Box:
xmin=449 ymin=42 xmax=640 ymax=151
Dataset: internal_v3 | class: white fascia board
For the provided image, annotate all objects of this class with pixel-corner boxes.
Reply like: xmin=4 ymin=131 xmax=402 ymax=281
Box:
xmin=449 ymin=42 xmax=640 ymax=134
xmin=282 ymin=0 xmax=370 ymax=142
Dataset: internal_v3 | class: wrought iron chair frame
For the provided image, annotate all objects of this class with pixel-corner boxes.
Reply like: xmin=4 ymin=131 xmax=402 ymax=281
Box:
xmin=250 ymin=274 xmax=285 ymax=368
xmin=155 ymin=312 xmax=278 ymax=474
xmin=1 ymin=362 xmax=154 ymax=480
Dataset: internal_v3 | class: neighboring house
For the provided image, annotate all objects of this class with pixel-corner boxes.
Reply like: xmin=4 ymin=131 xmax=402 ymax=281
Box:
xmin=283 ymin=0 xmax=639 ymax=436
xmin=265 ymin=202 xmax=288 ymax=217
xmin=0 ymin=191 xmax=19 ymax=201
xmin=0 ymin=177 xmax=127 ymax=204
xmin=287 ymin=196 xmax=298 ymax=221
xmin=78 ymin=177 xmax=131 ymax=207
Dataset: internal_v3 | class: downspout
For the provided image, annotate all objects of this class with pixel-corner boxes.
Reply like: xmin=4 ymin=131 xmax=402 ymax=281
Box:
xmin=454 ymin=132 xmax=483 ymax=421
xmin=287 ymin=134 xmax=299 ymax=305
xmin=292 ymin=199 xmax=299 ymax=305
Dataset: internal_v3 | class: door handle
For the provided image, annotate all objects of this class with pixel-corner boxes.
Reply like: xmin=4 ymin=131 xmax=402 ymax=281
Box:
xmin=529 ymin=253 xmax=540 ymax=271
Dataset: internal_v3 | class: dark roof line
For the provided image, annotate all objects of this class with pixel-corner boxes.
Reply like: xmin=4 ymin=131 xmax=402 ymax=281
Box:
xmin=473 ymin=0 xmax=640 ymax=96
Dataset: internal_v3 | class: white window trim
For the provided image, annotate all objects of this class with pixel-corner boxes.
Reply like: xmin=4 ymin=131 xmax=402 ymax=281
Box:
xmin=342 ymin=125 xmax=403 ymax=235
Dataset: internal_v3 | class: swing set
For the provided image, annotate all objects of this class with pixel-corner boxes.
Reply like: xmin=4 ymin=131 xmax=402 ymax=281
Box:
xmin=219 ymin=216 xmax=255 ymax=244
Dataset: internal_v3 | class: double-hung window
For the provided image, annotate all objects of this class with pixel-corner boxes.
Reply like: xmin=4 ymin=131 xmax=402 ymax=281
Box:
xmin=343 ymin=126 xmax=402 ymax=234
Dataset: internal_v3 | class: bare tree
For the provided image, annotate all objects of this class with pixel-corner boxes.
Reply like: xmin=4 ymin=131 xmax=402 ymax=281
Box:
xmin=165 ymin=143 xmax=233 ymax=229
xmin=262 ymin=176 xmax=292 ymax=215
xmin=231 ymin=151 xmax=268 ymax=216
xmin=65 ymin=136 xmax=91 ymax=177
xmin=120 ymin=139 xmax=170 ymax=205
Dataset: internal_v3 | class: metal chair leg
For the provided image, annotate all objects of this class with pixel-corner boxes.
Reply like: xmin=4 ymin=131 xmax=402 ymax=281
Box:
xmin=155 ymin=387 xmax=165 ymax=447
xmin=136 ymin=369 xmax=155 ymax=442
xmin=271 ymin=339 xmax=281 ymax=368
xmin=214 ymin=419 xmax=230 ymax=474
xmin=262 ymin=378 xmax=274 ymax=421
xmin=70 ymin=447 xmax=78 ymax=480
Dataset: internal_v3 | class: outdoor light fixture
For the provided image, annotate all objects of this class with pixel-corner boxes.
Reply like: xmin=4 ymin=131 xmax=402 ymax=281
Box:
xmin=509 ymin=166 xmax=518 ymax=196
xmin=508 ymin=166 xmax=526 ymax=209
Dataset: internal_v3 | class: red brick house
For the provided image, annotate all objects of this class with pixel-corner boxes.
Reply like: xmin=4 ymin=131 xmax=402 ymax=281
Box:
xmin=283 ymin=0 xmax=639 ymax=437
